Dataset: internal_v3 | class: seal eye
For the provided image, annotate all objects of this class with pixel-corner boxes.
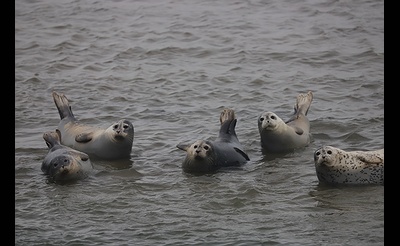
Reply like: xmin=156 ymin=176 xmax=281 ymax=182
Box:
xmin=193 ymin=145 xmax=198 ymax=149
xmin=113 ymin=124 xmax=118 ymax=129
xmin=327 ymin=150 xmax=332 ymax=154
xmin=123 ymin=124 xmax=129 ymax=129
xmin=204 ymin=145 xmax=209 ymax=150
xmin=315 ymin=151 xmax=320 ymax=156
xmin=259 ymin=117 xmax=264 ymax=122
xmin=271 ymin=115 xmax=276 ymax=120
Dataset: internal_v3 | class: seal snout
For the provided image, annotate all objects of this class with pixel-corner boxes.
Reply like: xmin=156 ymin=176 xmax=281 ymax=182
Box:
xmin=194 ymin=145 xmax=203 ymax=154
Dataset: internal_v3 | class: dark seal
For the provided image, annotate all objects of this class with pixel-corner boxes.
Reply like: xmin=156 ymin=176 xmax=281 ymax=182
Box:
xmin=177 ymin=108 xmax=250 ymax=174
xmin=42 ymin=130 xmax=93 ymax=182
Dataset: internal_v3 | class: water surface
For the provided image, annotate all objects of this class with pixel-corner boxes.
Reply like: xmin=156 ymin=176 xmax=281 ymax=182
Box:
xmin=15 ymin=0 xmax=384 ymax=245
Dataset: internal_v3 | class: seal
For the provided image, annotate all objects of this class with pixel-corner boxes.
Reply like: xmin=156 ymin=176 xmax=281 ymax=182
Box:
xmin=313 ymin=145 xmax=384 ymax=185
xmin=258 ymin=91 xmax=313 ymax=153
xmin=177 ymin=108 xmax=250 ymax=174
xmin=42 ymin=130 xmax=93 ymax=182
xmin=52 ymin=91 xmax=134 ymax=160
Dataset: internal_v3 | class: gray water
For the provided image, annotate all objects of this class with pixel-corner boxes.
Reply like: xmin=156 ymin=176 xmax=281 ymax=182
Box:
xmin=15 ymin=0 xmax=384 ymax=245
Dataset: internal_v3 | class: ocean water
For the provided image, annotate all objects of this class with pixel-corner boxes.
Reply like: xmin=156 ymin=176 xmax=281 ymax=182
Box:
xmin=15 ymin=0 xmax=384 ymax=245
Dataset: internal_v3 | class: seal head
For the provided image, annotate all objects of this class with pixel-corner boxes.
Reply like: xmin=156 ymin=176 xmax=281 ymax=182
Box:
xmin=42 ymin=130 xmax=93 ymax=182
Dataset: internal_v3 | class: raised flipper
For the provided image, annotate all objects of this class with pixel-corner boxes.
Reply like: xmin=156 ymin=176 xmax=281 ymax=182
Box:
xmin=220 ymin=108 xmax=236 ymax=124
xmin=43 ymin=131 xmax=61 ymax=149
xmin=295 ymin=91 xmax=313 ymax=116
xmin=52 ymin=91 xmax=77 ymax=121
xmin=286 ymin=91 xmax=313 ymax=123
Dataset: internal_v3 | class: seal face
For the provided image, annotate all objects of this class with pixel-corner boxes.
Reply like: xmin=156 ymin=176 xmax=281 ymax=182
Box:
xmin=258 ymin=91 xmax=313 ymax=153
xmin=52 ymin=91 xmax=134 ymax=160
xmin=42 ymin=130 xmax=93 ymax=182
xmin=313 ymin=145 xmax=384 ymax=185
xmin=177 ymin=108 xmax=250 ymax=174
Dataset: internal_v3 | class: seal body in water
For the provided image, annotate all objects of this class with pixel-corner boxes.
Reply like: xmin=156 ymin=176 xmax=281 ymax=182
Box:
xmin=313 ymin=145 xmax=384 ymax=185
xmin=52 ymin=91 xmax=134 ymax=160
xmin=42 ymin=130 xmax=93 ymax=182
xmin=177 ymin=108 xmax=250 ymax=174
xmin=258 ymin=91 xmax=313 ymax=153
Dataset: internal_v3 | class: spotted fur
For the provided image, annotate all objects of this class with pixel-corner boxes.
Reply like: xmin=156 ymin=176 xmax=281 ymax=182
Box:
xmin=314 ymin=146 xmax=384 ymax=185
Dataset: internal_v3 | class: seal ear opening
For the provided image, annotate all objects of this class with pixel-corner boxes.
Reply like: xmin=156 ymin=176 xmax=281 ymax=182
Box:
xmin=176 ymin=143 xmax=190 ymax=151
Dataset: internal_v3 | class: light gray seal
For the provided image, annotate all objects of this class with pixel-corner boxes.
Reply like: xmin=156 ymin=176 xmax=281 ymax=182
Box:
xmin=42 ymin=130 xmax=93 ymax=182
xmin=314 ymin=145 xmax=384 ymax=185
xmin=258 ymin=91 xmax=313 ymax=153
xmin=52 ymin=91 xmax=134 ymax=160
xmin=177 ymin=108 xmax=250 ymax=174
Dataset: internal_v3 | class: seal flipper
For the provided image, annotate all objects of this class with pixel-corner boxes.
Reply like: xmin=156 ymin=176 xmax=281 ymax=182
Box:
xmin=219 ymin=118 xmax=237 ymax=136
xmin=293 ymin=126 xmax=304 ymax=135
xmin=355 ymin=152 xmax=384 ymax=165
xmin=286 ymin=91 xmax=313 ymax=123
xmin=234 ymin=147 xmax=250 ymax=161
xmin=43 ymin=131 xmax=61 ymax=149
xmin=294 ymin=91 xmax=313 ymax=117
xmin=220 ymin=108 xmax=236 ymax=124
xmin=176 ymin=143 xmax=190 ymax=151
xmin=75 ymin=132 xmax=94 ymax=143
xmin=52 ymin=91 xmax=77 ymax=121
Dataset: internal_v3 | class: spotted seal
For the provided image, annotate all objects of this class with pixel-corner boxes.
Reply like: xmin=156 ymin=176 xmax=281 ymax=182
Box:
xmin=313 ymin=145 xmax=384 ymax=185
xmin=52 ymin=91 xmax=134 ymax=160
xmin=177 ymin=108 xmax=250 ymax=174
xmin=258 ymin=91 xmax=313 ymax=153
xmin=42 ymin=130 xmax=93 ymax=182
